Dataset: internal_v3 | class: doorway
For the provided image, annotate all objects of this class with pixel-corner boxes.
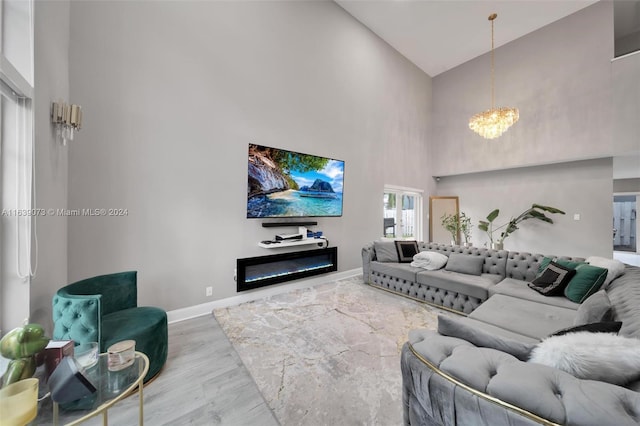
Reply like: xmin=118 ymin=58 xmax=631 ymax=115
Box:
xmin=613 ymin=195 xmax=637 ymax=252
xmin=383 ymin=186 xmax=423 ymax=240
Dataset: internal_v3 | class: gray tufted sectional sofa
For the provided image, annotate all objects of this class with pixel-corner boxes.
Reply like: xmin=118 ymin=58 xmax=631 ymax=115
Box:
xmin=361 ymin=242 xmax=640 ymax=425
xmin=362 ymin=243 xmax=511 ymax=313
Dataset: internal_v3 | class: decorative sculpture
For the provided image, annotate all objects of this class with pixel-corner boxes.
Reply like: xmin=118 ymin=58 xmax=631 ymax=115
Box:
xmin=0 ymin=323 xmax=50 ymax=387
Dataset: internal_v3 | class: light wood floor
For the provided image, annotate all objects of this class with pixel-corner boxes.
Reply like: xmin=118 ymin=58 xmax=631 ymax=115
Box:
xmin=74 ymin=315 xmax=279 ymax=426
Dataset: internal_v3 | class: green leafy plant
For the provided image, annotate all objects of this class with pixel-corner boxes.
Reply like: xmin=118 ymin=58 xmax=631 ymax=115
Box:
xmin=441 ymin=213 xmax=460 ymax=244
xmin=459 ymin=212 xmax=473 ymax=244
xmin=478 ymin=204 xmax=565 ymax=246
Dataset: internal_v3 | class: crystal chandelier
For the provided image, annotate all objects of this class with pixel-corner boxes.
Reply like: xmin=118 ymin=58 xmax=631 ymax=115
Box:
xmin=469 ymin=13 xmax=519 ymax=139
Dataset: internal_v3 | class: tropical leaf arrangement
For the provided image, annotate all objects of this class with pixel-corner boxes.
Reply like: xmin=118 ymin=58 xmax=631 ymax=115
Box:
xmin=478 ymin=204 xmax=565 ymax=246
xmin=441 ymin=212 xmax=473 ymax=245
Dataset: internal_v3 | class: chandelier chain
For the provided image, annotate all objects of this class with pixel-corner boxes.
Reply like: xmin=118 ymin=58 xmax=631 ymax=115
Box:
xmin=491 ymin=16 xmax=495 ymax=109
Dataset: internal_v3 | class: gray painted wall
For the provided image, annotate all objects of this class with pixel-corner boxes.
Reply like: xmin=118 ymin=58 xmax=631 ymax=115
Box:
xmin=614 ymin=178 xmax=640 ymax=193
xmin=30 ymin=0 xmax=70 ymax=334
xmin=67 ymin=1 xmax=431 ymax=311
xmin=613 ymin=52 xmax=640 ymax=157
xmin=431 ymin=2 xmax=614 ymax=177
xmin=436 ymin=159 xmax=613 ymax=257
xmin=430 ymin=3 xmax=619 ymax=258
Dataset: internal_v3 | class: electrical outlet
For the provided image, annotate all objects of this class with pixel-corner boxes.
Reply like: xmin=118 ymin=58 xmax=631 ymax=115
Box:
xmin=206 ymin=286 xmax=213 ymax=297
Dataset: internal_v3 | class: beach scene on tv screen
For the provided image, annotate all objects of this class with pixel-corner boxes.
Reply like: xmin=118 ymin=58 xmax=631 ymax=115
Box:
xmin=247 ymin=144 xmax=344 ymax=218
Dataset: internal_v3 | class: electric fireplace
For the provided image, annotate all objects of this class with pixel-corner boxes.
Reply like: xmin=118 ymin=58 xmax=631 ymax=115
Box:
xmin=237 ymin=247 xmax=338 ymax=292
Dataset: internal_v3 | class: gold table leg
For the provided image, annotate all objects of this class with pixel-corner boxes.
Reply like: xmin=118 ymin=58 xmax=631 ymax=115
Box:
xmin=139 ymin=381 xmax=144 ymax=425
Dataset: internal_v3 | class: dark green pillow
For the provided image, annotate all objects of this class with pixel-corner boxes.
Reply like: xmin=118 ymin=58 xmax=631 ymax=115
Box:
xmin=538 ymin=257 xmax=554 ymax=272
xmin=564 ymin=264 xmax=608 ymax=303
xmin=557 ymin=259 xmax=584 ymax=270
xmin=538 ymin=257 xmax=583 ymax=273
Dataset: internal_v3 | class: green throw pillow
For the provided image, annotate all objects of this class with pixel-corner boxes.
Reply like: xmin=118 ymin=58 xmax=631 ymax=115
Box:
xmin=538 ymin=257 xmax=583 ymax=273
xmin=557 ymin=259 xmax=584 ymax=270
xmin=564 ymin=264 xmax=608 ymax=303
xmin=538 ymin=257 xmax=553 ymax=272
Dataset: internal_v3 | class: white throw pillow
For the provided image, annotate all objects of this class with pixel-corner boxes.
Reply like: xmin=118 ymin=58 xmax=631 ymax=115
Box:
xmin=528 ymin=332 xmax=640 ymax=385
xmin=410 ymin=251 xmax=448 ymax=270
xmin=585 ymin=256 xmax=625 ymax=287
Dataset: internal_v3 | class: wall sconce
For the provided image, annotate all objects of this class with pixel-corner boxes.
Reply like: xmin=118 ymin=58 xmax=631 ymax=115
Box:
xmin=52 ymin=101 xmax=82 ymax=145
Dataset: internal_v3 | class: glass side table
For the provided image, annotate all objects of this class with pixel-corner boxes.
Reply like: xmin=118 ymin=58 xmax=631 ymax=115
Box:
xmin=36 ymin=351 xmax=149 ymax=426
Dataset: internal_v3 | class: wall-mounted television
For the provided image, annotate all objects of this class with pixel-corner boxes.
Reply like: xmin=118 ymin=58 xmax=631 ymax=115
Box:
xmin=247 ymin=143 xmax=344 ymax=218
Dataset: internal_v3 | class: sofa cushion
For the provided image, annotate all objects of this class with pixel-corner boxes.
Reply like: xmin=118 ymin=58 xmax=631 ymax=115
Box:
xmin=574 ymin=290 xmax=612 ymax=325
xmin=370 ymin=261 xmax=422 ymax=283
xmin=373 ymin=241 xmax=399 ymax=262
xmin=489 ymin=278 xmax=580 ymax=310
xmin=102 ymin=306 xmax=168 ymax=381
xmin=416 ymin=270 xmax=496 ymax=301
xmin=395 ymin=240 xmax=419 ymax=263
xmin=469 ymin=294 xmax=576 ymax=340
xmin=444 ymin=253 xmax=484 ymax=276
xmin=437 ymin=315 xmax=535 ymax=361
xmin=528 ymin=261 xmax=576 ymax=296
xmin=528 ymin=332 xmax=640 ymax=385
xmin=564 ymin=264 xmax=608 ymax=303
xmin=585 ymin=256 xmax=625 ymax=288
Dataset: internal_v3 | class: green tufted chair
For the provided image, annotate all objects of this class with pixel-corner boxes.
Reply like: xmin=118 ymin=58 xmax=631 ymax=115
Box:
xmin=52 ymin=271 xmax=168 ymax=382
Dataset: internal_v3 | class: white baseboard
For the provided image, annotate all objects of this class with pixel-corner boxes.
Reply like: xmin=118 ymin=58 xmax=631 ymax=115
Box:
xmin=167 ymin=268 xmax=363 ymax=324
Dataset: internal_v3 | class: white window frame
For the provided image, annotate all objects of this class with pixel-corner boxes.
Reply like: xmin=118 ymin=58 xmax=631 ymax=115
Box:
xmin=1 ymin=0 xmax=35 ymax=335
xmin=383 ymin=185 xmax=424 ymax=241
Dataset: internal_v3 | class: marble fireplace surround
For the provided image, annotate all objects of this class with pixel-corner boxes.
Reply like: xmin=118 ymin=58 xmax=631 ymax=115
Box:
xmin=214 ymin=276 xmax=448 ymax=425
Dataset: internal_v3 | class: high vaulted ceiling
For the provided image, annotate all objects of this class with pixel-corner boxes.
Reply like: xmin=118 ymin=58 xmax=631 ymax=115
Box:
xmin=335 ymin=0 xmax=599 ymax=77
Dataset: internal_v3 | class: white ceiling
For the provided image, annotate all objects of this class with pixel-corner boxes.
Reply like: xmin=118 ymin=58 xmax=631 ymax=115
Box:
xmin=335 ymin=0 xmax=599 ymax=77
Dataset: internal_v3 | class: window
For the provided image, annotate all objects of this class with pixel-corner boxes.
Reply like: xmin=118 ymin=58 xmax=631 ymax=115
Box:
xmin=383 ymin=185 xmax=423 ymax=240
xmin=1 ymin=0 xmax=35 ymax=334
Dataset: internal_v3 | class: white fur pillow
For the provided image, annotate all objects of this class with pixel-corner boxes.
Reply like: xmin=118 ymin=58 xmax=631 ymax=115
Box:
xmin=410 ymin=251 xmax=448 ymax=270
xmin=528 ymin=332 xmax=640 ymax=385
xmin=585 ymin=256 xmax=625 ymax=287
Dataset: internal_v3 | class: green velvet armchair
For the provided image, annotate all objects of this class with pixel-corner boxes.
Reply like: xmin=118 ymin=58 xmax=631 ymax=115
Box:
xmin=52 ymin=271 xmax=168 ymax=382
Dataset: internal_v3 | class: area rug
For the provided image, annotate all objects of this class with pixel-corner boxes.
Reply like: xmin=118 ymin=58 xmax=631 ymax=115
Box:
xmin=213 ymin=275 xmax=450 ymax=425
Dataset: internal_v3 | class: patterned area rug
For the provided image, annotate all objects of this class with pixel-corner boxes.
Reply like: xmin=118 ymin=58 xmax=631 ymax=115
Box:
xmin=213 ymin=276 xmax=450 ymax=425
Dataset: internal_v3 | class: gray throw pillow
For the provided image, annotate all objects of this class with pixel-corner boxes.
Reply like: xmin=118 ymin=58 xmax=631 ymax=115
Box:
xmin=573 ymin=290 xmax=612 ymax=326
xmin=437 ymin=315 xmax=535 ymax=361
xmin=373 ymin=241 xmax=399 ymax=262
xmin=444 ymin=253 xmax=484 ymax=276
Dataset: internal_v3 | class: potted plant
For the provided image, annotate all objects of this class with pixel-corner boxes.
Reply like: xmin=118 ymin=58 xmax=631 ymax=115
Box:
xmin=459 ymin=212 xmax=473 ymax=247
xmin=478 ymin=204 xmax=565 ymax=250
xmin=441 ymin=213 xmax=460 ymax=245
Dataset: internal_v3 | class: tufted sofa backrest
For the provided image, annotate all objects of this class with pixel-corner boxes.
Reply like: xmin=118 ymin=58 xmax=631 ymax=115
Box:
xmin=505 ymin=252 xmax=585 ymax=282
xmin=607 ymin=265 xmax=640 ymax=339
xmin=418 ymin=243 xmax=508 ymax=278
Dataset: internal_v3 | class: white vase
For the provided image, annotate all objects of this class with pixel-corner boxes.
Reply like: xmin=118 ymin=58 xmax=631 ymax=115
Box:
xmin=463 ymin=242 xmax=473 ymax=248
xmin=491 ymin=242 xmax=504 ymax=250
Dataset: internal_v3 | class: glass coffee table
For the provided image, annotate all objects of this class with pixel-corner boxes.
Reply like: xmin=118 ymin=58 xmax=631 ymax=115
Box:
xmin=37 ymin=351 xmax=149 ymax=425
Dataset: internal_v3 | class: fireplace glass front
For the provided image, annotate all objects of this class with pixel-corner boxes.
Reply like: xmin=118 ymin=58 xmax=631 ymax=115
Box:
xmin=237 ymin=247 xmax=338 ymax=292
